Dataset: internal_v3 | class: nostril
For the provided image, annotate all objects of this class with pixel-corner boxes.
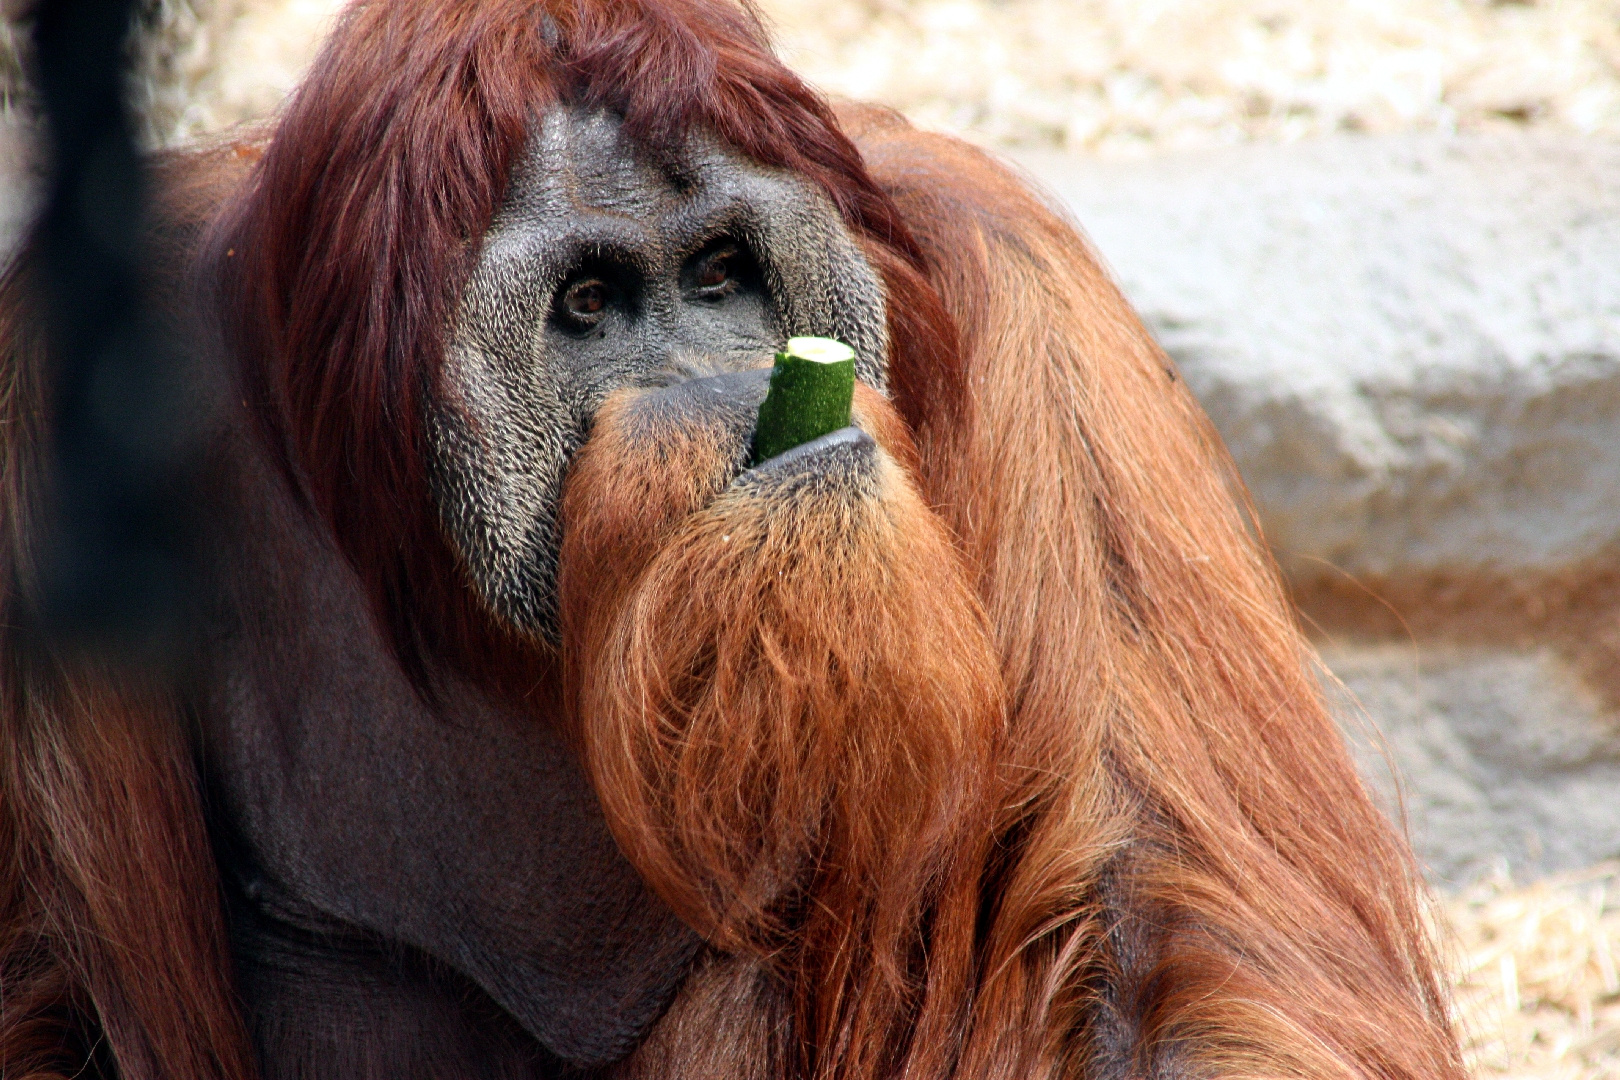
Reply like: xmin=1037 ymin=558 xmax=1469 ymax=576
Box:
xmin=616 ymin=368 xmax=770 ymax=434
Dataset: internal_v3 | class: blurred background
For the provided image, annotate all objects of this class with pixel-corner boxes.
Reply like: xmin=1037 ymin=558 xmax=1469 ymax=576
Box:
xmin=3 ymin=0 xmax=1619 ymax=1075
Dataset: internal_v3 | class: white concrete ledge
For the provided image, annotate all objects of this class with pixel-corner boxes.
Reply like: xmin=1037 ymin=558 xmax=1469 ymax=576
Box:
xmin=1013 ymin=135 xmax=1620 ymax=579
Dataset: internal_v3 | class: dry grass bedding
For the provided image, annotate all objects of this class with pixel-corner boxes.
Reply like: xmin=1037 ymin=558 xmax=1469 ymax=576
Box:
xmin=6 ymin=0 xmax=1620 ymax=153
xmin=764 ymin=0 xmax=1620 ymax=155
xmin=1447 ymin=864 xmax=1620 ymax=1079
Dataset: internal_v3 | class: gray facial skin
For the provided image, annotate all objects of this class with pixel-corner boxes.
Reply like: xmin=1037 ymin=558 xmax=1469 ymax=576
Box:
xmin=432 ymin=106 xmax=890 ymax=635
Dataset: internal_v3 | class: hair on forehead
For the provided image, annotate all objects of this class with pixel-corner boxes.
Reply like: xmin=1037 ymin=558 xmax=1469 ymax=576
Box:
xmin=207 ymin=0 xmax=957 ymax=683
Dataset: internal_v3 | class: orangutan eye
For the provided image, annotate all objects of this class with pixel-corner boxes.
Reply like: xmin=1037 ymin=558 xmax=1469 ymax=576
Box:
xmin=556 ymin=276 xmax=614 ymax=329
xmin=697 ymin=248 xmax=734 ymax=289
xmin=687 ymin=241 xmax=755 ymax=300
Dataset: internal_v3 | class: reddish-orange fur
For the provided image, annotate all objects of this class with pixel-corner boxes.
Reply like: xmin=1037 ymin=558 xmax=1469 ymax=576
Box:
xmin=562 ymin=386 xmax=1002 ymax=1080
xmin=0 ymin=1 xmax=1464 ymax=1078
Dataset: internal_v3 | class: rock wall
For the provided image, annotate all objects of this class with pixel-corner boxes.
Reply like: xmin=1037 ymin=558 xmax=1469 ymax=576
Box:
xmin=1014 ymin=136 xmax=1620 ymax=581
xmin=1329 ymin=643 xmax=1620 ymax=886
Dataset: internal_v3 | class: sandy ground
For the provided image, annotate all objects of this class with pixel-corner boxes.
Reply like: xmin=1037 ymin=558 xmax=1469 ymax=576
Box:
xmin=2 ymin=0 xmax=1618 ymax=1075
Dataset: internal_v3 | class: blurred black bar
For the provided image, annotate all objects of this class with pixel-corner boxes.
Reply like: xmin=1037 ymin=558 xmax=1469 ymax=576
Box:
xmin=29 ymin=0 xmax=199 ymax=661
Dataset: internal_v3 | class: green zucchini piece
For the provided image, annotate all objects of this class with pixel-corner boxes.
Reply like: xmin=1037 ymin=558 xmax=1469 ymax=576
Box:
xmin=751 ymin=336 xmax=857 ymax=465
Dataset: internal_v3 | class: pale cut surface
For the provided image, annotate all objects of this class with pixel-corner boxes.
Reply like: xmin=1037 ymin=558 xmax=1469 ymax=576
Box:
xmin=783 ymin=336 xmax=856 ymax=365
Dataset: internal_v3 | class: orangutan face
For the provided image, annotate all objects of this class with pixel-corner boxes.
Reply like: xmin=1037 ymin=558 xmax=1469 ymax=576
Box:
xmin=431 ymin=106 xmax=890 ymax=634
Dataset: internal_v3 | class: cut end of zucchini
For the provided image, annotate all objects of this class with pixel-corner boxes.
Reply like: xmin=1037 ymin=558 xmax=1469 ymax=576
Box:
xmin=752 ymin=337 xmax=858 ymax=465
xmin=782 ymin=336 xmax=857 ymax=366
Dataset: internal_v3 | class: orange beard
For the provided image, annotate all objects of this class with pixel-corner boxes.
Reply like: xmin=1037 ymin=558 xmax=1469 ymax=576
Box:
xmin=558 ymin=381 xmax=1003 ymax=1074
